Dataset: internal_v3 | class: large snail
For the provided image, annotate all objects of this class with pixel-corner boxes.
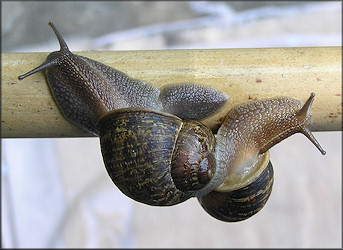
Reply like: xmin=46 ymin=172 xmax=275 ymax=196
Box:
xmin=18 ymin=22 xmax=326 ymax=222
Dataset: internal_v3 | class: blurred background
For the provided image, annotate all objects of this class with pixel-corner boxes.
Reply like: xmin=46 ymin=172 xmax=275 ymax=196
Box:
xmin=1 ymin=1 xmax=341 ymax=248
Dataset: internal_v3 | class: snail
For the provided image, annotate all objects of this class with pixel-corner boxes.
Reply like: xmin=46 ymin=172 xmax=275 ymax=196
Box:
xmin=18 ymin=22 xmax=326 ymax=222
xmin=18 ymin=22 xmax=227 ymax=206
xmin=197 ymin=93 xmax=326 ymax=221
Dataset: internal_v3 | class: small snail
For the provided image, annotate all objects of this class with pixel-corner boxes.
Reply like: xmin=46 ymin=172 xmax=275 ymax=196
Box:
xmin=18 ymin=22 xmax=326 ymax=222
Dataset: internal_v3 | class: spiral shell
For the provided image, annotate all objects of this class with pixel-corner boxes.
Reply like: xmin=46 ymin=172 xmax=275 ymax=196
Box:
xmin=171 ymin=120 xmax=216 ymax=192
xmin=198 ymin=152 xmax=273 ymax=222
xmin=97 ymin=108 xmax=216 ymax=206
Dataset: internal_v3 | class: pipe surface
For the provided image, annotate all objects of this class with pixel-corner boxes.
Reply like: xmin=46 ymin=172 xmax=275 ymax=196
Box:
xmin=1 ymin=47 xmax=341 ymax=138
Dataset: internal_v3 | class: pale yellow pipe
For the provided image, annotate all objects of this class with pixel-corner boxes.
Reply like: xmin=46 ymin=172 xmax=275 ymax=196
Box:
xmin=1 ymin=47 xmax=341 ymax=138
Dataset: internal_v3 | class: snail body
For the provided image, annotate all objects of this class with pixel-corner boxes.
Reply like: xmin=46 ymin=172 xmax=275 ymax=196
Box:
xmin=18 ymin=22 xmax=228 ymax=135
xmin=18 ymin=22 xmax=326 ymax=222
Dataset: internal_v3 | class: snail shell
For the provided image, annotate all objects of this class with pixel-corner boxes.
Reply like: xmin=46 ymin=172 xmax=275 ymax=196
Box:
xmin=97 ymin=108 xmax=216 ymax=206
xmin=198 ymin=152 xmax=274 ymax=222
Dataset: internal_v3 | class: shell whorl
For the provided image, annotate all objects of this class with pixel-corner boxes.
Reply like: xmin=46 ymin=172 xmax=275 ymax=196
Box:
xmin=171 ymin=120 xmax=216 ymax=192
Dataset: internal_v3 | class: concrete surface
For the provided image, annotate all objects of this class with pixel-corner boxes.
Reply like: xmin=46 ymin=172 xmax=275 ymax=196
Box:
xmin=1 ymin=1 xmax=342 ymax=248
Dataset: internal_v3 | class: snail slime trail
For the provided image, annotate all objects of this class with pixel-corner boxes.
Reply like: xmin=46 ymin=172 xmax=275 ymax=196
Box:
xmin=18 ymin=22 xmax=326 ymax=222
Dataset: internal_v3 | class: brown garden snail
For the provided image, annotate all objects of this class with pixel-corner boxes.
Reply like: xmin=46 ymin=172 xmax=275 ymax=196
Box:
xmin=197 ymin=93 xmax=326 ymax=221
xmin=18 ymin=22 xmax=326 ymax=222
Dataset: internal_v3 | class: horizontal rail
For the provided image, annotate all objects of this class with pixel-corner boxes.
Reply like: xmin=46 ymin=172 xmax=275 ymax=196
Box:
xmin=1 ymin=47 xmax=341 ymax=138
